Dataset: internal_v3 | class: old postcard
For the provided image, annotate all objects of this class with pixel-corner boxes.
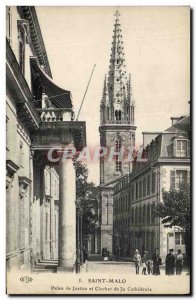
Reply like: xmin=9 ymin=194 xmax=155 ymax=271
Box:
xmin=6 ymin=6 xmax=191 ymax=295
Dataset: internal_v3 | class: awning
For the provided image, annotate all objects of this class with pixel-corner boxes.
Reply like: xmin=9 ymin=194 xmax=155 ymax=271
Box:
xmin=30 ymin=57 xmax=73 ymax=109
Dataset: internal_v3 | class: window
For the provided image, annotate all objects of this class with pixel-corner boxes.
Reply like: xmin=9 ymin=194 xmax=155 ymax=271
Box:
xmin=151 ymin=203 xmax=155 ymax=225
xmin=19 ymin=142 xmax=24 ymax=167
xmin=107 ymin=106 xmax=109 ymax=120
xmin=115 ymin=110 xmax=121 ymax=122
xmin=147 ymin=175 xmax=150 ymax=196
xmin=143 ymin=177 xmax=146 ymax=197
xmin=151 ymin=172 xmax=156 ymax=194
xmin=139 ymin=180 xmax=142 ymax=199
xmin=147 ymin=205 xmax=150 ymax=225
xmin=143 ymin=205 xmax=146 ymax=225
xmin=139 ymin=206 xmax=142 ymax=224
xmin=115 ymin=138 xmax=122 ymax=172
xmin=18 ymin=28 xmax=25 ymax=74
xmin=18 ymin=20 xmax=29 ymax=75
xmin=136 ymin=182 xmax=138 ymax=200
xmin=131 ymin=208 xmax=134 ymax=225
xmin=174 ymin=139 xmax=190 ymax=158
xmin=6 ymin=7 xmax=11 ymax=43
xmin=175 ymin=232 xmax=185 ymax=245
xmin=136 ymin=208 xmax=138 ymax=225
xmin=170 ymin=170 xmax=189 ymax=189
xmin=132 ymin=185 xmax=135 ymax=202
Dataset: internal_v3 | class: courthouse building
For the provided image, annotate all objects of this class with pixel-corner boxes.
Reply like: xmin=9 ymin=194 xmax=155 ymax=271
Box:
xmin=6 ymin=6 xmax=86 ymax=272
xmin=113 ymin=116 xmax=190 ymax=258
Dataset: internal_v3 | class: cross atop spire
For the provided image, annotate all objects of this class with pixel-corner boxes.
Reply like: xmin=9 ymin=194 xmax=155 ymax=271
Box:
xmin=114 ymin=10 xmax=120 ymax=18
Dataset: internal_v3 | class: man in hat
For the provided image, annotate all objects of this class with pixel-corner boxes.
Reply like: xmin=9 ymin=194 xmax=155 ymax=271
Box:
xmin=133 ymin=249 xmax=141 ymax=275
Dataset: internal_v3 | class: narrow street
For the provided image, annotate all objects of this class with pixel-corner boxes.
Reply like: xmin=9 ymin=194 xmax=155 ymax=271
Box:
xmin=81 ymin=255 xmax=189 ymax=276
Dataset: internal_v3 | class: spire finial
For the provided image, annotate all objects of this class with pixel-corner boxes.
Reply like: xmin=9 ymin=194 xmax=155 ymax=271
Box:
xmin=114 ymin=10 xmax=120 ymax=18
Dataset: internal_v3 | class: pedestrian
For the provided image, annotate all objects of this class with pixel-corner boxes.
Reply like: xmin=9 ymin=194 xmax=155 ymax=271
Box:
xmin=147 ymin=260 xmax=153 ymax=275
xmin=107 ymin=248 xmax=110 ymax=260
xmin=141 ymin=251 xmax=148 ymax=275
xmin=152 ymin=248 xmax=162 ymax=275
xmin=102 ymin=247 xmax=105 ymax=258
xmin=165 ymin=249 xmax=175 ymax=275
xmin=115 ymin=246 xmax=120 ymax=261
xmin=133 ymin=249 xmax=141 ymax=275
xmin=82 ymin=246 xmax=88 ymax=263
xmin=176 ymin=249 xmax=183 ymax=275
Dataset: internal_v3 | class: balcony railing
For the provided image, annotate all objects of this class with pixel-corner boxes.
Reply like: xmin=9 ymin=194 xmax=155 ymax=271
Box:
xmin=37 ymin=108 xmax=74 ymax=122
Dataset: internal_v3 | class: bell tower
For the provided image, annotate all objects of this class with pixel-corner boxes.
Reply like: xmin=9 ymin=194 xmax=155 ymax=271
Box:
xmin=99 ymin=10 xmax=136 ymax=253
xmin=100 ymin=10 xmax=136 ymax=185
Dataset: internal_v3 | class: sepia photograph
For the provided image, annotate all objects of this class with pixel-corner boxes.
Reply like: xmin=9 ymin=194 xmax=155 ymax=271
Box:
xmin=5 ymin=5 xmax=191 ymax=295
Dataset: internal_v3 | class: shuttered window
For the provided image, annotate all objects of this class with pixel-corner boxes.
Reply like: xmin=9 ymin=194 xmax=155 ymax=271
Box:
xmin=152 ymin=172 xmax=156 ymax=194
xmin=170 ymin=170 xmax=175 ymax=189
xmin=143 ymin=177 xmax=146 ymax=197
xmin=173 ymin=139 xmax=190 ymax=158
xmin=170 ymin=170 xmax=190 ymax=189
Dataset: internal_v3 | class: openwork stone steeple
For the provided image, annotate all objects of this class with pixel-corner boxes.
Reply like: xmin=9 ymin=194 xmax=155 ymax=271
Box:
xmin=100 ymin=10 xmax=135 ymax=125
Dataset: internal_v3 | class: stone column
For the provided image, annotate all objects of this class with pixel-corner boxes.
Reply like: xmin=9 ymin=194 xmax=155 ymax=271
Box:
xmin=58 ymin=156 xmax=76 ymax=271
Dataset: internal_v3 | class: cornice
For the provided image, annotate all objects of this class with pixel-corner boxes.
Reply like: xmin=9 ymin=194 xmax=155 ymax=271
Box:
xmin=6 ymin=39 xmax=41 ymax=130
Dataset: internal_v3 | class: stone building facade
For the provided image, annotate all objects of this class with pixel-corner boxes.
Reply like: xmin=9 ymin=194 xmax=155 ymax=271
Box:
xmin=6 ymin=6 xmax=86 ymax=272
xmin=99 ymin=11 xmax=136 ymax=253
xmin=113 ymin=116 xmax=190 ymax=259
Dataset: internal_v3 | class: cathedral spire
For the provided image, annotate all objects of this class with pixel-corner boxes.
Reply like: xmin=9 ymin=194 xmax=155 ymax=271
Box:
xmin=101 ymin=75 xmax=107 ymax=105
xmin=100 ymin=10 xmax=135 ymax=125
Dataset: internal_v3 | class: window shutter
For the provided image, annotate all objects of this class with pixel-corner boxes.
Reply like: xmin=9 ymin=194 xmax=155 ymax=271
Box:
xmin=187 ymin=170 xmax=190 ymax=185
xmin=173 ymin=139 xmax=177 ymax=157
xmin=170 ymin=170 xmax=175 ymax=189
xmin=187 ymin=140 xmax=190 ymax=157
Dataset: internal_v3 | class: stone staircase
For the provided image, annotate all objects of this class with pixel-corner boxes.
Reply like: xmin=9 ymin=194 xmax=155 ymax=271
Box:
xmin=33 ymin=259 xmax=58 ymax=273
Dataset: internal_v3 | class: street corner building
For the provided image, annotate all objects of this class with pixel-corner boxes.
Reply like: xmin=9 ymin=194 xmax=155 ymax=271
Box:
xmin=113 ymin=116 xmax=190 ymax=259
xmin=6 ymin=6 xmax=86 ymax=273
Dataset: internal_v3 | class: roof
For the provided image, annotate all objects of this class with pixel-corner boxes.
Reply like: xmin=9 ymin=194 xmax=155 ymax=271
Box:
xmin=31 ymin=57 xmax=73 ymax=109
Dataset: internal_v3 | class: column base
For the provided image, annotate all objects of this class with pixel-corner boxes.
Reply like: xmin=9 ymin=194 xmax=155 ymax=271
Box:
xmin=57 ymin=265 xmax=75 ymax=273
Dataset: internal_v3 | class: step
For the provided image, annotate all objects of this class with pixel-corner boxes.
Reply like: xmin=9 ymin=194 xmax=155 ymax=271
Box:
xmin=38 ymin=259 xmax=58 ymax=264
xmin=33 ymin=268 xmax=56 ymax=273
xmin=36 ymin=262 xmax=58 ymax=267
xmin=33 ymin=264 xmax=57 ymax=270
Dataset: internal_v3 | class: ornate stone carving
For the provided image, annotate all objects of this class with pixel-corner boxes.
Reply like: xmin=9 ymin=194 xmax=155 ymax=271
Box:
xmin=6 ymin=160 xmax=20 ymax=188
xmin=19 ymin=176 xmax=31 ymax=197
xmin=17 ymin=123 xmax=31 ymax=145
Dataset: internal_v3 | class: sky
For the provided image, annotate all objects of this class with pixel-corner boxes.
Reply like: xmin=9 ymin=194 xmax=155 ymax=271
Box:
xmin=36 ymin=6 xmax=190 ymax=185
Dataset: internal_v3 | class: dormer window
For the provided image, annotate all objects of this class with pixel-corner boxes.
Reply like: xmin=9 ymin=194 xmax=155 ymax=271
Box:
xmin=173 ymin=138 xmax=190 ymax=158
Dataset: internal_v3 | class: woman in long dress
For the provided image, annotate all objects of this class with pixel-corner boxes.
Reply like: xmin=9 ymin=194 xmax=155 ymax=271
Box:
xmin=165 ymin=249 xmax=175 ymax=275
xmin=176 ymin=249 xmax=183 ymax=275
